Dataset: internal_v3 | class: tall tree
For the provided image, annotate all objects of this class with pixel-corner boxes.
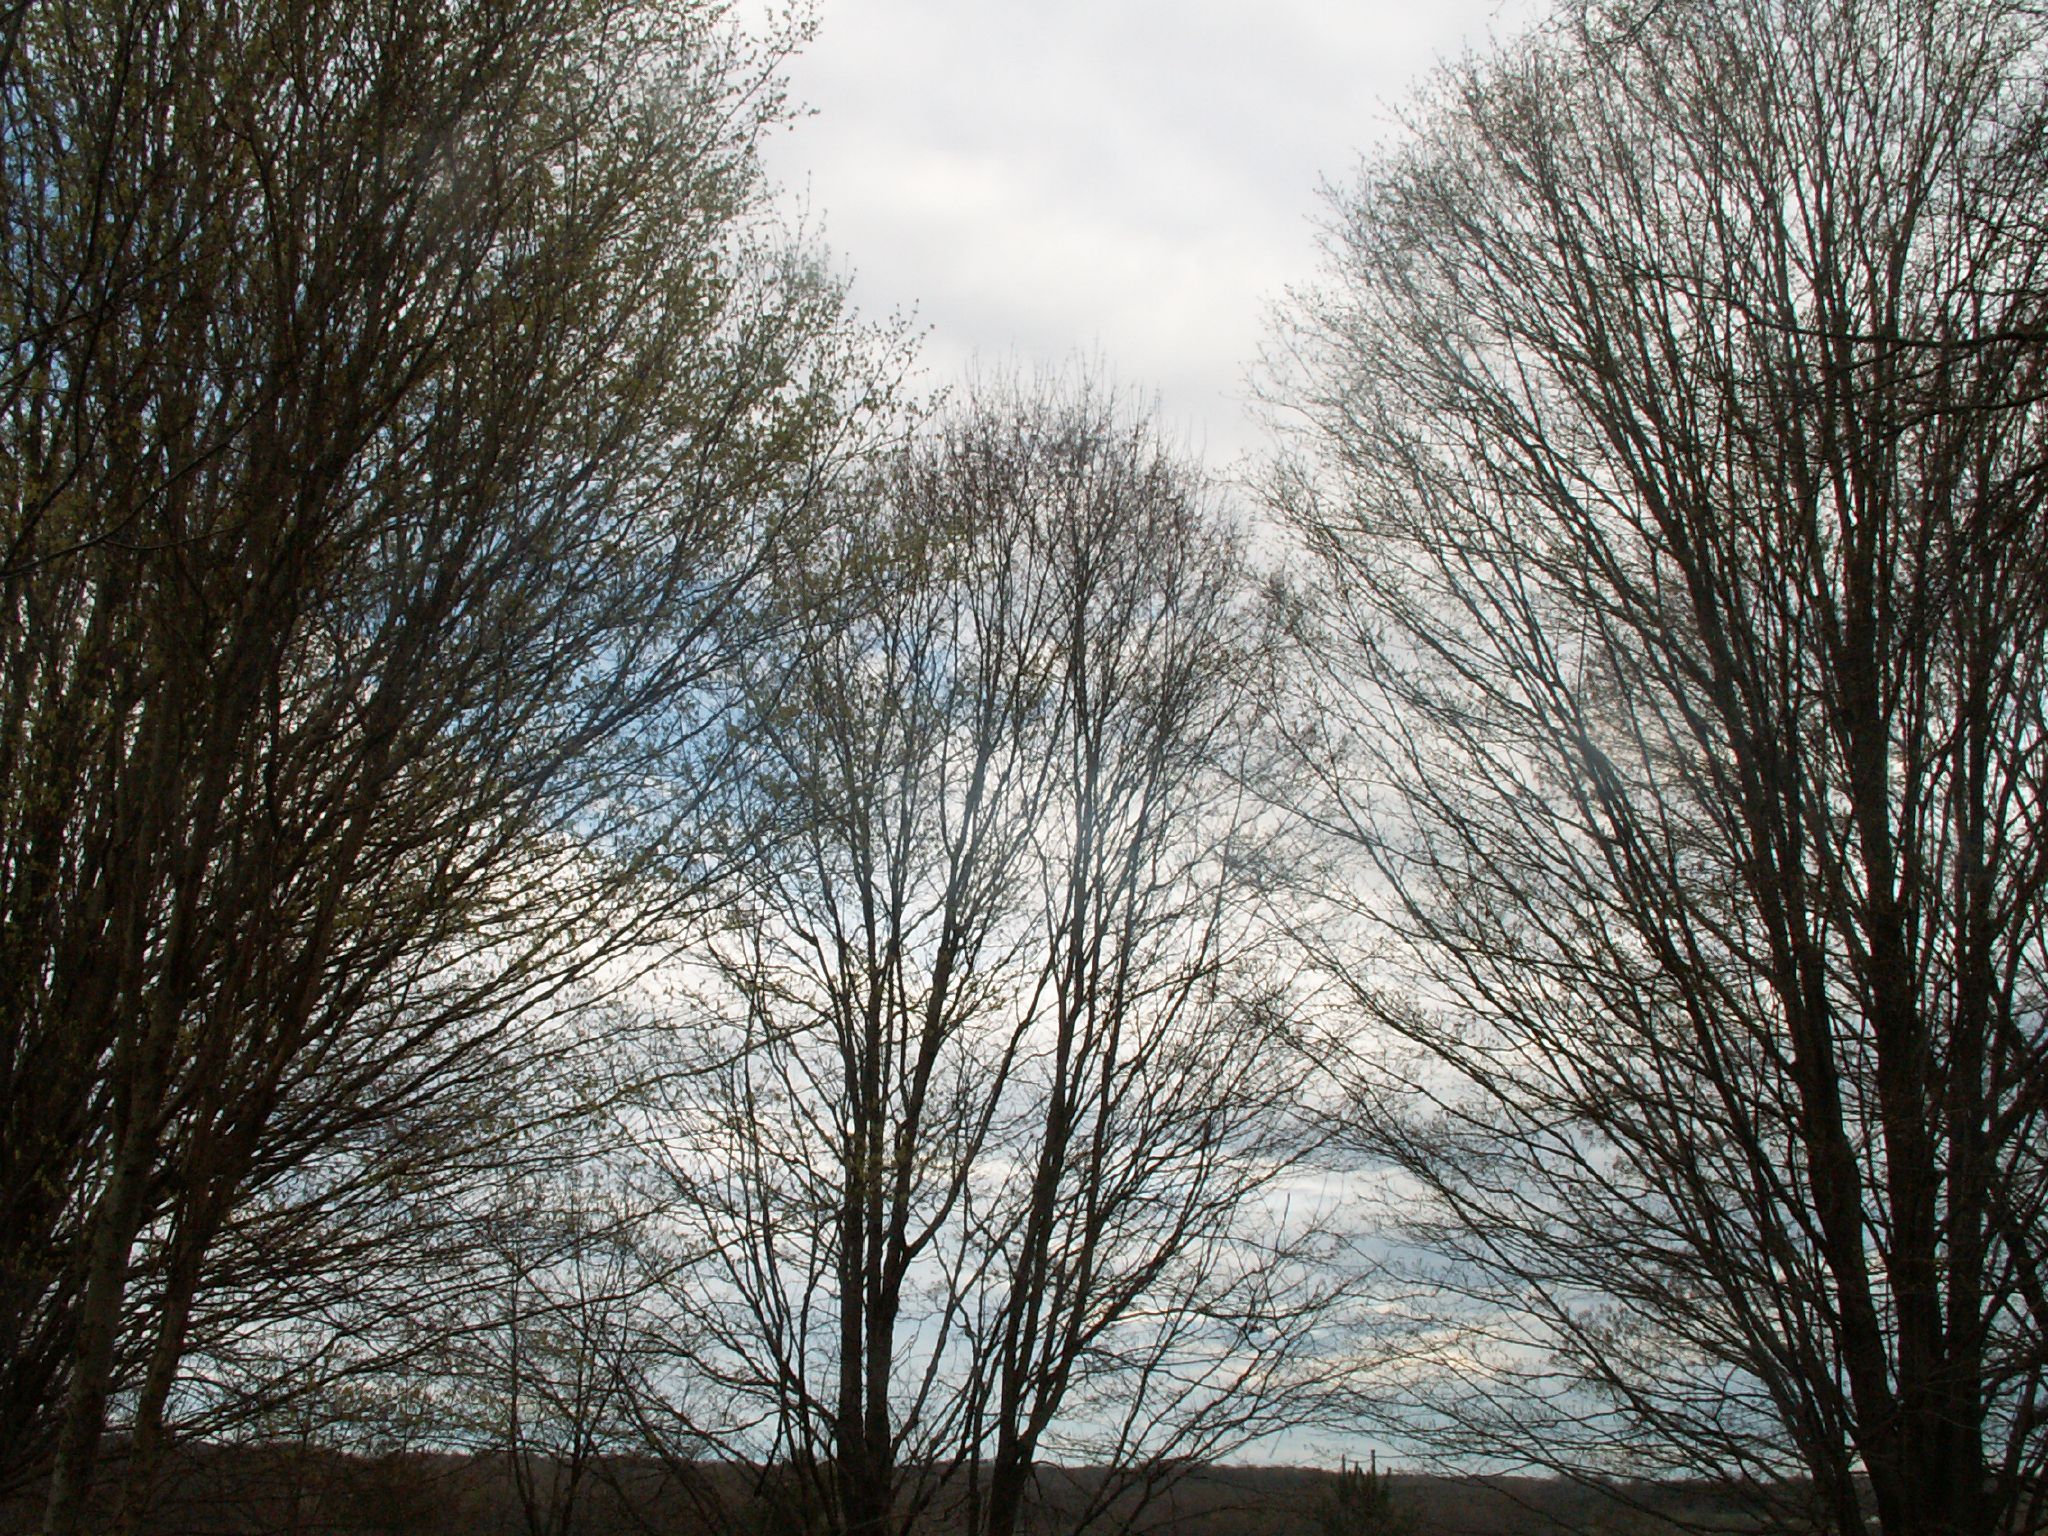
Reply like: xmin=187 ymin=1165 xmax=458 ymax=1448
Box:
xmin=632 ymin=376 xmax=1346 ymax=1536
xmin=1269 ymin=2 xmax=2048 ymax=1533
xmin=0 ymin=0 xmax=874 ymax=1528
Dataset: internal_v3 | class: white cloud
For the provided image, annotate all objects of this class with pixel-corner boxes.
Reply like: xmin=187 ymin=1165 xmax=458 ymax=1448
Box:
xmin=760 ymin=0 xmax=1547 ymax=464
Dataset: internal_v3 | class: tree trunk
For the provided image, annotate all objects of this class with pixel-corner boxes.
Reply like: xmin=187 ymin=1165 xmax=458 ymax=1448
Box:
xmin=41 ymin=1111 xmax=157 ymax=1536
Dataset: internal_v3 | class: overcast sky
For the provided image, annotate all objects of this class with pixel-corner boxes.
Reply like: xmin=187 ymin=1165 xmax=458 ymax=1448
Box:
xmin=756 ymin=0 xmax=1544 ymax=467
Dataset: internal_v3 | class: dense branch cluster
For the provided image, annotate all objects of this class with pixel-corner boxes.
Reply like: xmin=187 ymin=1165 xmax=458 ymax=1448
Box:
xmin=0 ymin=5 xmax=1342 ymax=1533
xmin=3 ymin=0 xmax=2047 ymax=1535
xmin=1272 ymin=1 xmax=2048 ymax=1532
xmin=629 ymin=381 xmax=1346 ymax=1536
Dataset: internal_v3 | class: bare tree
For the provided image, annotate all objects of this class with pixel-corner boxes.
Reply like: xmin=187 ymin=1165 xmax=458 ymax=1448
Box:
xmin=632 ymin=376 xmax=1349 ymax=1536
xmin=0 ymin=0 xmax=881 ymax=1528
xmin=1267 ymin=1 xmax=2048 ymax=1533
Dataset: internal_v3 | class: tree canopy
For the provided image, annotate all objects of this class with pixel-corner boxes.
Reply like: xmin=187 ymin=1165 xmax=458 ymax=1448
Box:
xmin=1269 ymin=1 xmax=2048 ymax=1532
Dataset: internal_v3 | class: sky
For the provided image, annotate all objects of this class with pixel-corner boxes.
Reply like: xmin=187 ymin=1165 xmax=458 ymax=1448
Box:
xmin=755 ymin=0 xmax=1545 ymax=468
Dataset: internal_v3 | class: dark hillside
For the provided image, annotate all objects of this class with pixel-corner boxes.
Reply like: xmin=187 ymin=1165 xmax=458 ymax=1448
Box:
xmin=0 ymin=1449 xmax=1791 ymax=1536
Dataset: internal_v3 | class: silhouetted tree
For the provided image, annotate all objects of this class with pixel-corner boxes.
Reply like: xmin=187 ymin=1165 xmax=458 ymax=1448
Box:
xmin=632 ymin=375 xmax=1350 ymax=1536
xmin=1269 ymin=1 xmax=2048 ymax=1533
xmin=0 ymin=0 xmax=879 ymax=1528
xmin=1311 ymin=1459 xmax=1410 ymax=1536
